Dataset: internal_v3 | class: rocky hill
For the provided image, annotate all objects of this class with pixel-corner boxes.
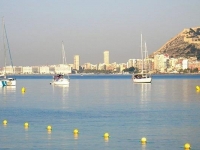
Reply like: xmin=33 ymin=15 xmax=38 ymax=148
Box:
xmin=151 ymin=27 xmax=200 ymax=60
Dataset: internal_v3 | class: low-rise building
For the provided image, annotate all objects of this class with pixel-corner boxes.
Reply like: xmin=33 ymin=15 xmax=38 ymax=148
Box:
xmin=15 ymin=66 xmax=22 ymax=74
xmin=39 ymin=66 xmax=50 ymax=74
xmin=55 ymin=64 xmax=71 ymax=74
xmin=22 ymin=66 xmax=32 ymax=74
xmin=32 ymin=66 xmax=39 ymax=74
xmin=3 ymin=66 xmax=15 ymax=74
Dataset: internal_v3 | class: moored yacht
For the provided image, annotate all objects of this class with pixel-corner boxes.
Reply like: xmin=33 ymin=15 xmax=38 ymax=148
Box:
xmin=133 ymin=34 xmax=152 ymax=83
xmin=50 ymin=74 xmax=70 ymax=85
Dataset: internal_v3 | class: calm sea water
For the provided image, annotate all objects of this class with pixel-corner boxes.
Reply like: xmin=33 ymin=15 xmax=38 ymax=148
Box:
xmin=0 ymin=74 xmax=200 ymax=150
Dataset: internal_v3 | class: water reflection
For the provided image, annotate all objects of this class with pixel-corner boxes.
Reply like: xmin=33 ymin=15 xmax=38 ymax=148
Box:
xmin=24 ymin=127 xmax=29 ymax=131
xmin=182 ymin=79 xmax=190 ymax=101
xmin=141 ymin=144 xmax=146 ymax=150
xmin=0 ymin=86 xmax=16 ymax=94
xmin=61 ymin=85 xmax=69 ymax=109
xmin=104 ymin=80 xmax=109 ymax=97
xmin=73 ymin=133 xmax=78 ymax=140
xmin=52 ymin=84 xmax=69 ymax=109
xmin=140 ymin=83 xmax=151 ymax=105
xmin=104 ymin=80 xmax=110 ymax=104
xmin=155 ymin=79 xmax=197 ymax=102
xmin=104 ymin=137 xmax=109 ymax=142
xmin=52 ymin=84 xmax=69 ymax=93
xmin=196 ymin=89 xmax=200 ymax=93
xmin=47 ymin=130 xmax=52 ymax=140
xmin=74 ymin=80 xmax=80 ymax=97
xmin=24 ymin=127 xmax=29 ymax=140
xmin=52 ymin=84 xmax=69 ymax=88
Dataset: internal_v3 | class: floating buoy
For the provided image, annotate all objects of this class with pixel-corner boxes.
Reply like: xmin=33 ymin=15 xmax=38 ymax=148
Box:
xmin=184 ymin=143 xmax=191 ymax=149
xmin=2 ymin=120 xmax=7 ymax=125
xmin=104 ymin=132 xmax=109 ymax=138
xmin=141 ymin=137 xmax=147 ymax=144
xmin=196 ymin=86 xmax=200 ymax=90
xmin=47 ymin=125 xmax=52 ymax=131
xmin=21 ymin=87 xmax=26 ymax=93
xmin=73 ymin=129 xmax=79 ymax=134
xmin=24 ymin=122 xmax=29 ymax=128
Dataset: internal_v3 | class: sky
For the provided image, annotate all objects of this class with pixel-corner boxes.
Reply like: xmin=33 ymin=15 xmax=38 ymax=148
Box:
xmin=0 ymin=0 xmax=200 ymax=67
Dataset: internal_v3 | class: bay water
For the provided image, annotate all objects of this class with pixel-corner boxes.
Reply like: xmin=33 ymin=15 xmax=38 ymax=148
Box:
xmin=0 ymin=74 xmax=200 ymax=150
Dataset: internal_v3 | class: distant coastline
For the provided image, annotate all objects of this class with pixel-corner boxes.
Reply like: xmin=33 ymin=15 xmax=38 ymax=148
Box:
xmin=5 ymin=73 xmax=200 ymax=80
xmin=6 ymin=73 xmax=200 ymax=76
xmin=7 ymin=73 xmax=132 ymax=77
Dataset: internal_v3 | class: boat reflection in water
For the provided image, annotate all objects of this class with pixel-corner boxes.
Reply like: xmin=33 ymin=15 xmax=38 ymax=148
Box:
xmin=0 ymin=86 xmax=16 ymax=94
xmin=56 ymin=84 xmax=69 ymax=88
xmin=138 ymin=83 xmax=151 ymax=108
xmin=52 ymin=84 xmax=69 ymax=91
xmin=52 ymin=84 xmax=69 ymax=109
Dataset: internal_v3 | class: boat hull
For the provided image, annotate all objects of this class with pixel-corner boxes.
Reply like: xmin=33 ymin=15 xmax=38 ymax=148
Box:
xmin=132 ymin=73 xmax=152 ymax=83
xmin=50 ymin=78 xmax=69 ymax=85
xmin=133 ymin=77 xmax=152 ymax=83
xmin=5 ymin=78 xmax=16 ymax=86
xmin=0 ymin=78 xmax=16 ymax=86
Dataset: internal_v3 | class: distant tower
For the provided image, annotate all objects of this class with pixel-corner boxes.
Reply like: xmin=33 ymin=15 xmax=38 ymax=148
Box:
xmin=104 ymin=51 xmax=109 ymax=65
xmin=74 ymin=55 xmax=80 ymax=70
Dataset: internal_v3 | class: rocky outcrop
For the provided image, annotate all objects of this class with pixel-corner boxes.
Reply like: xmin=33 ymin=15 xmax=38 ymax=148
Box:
xmin=151 ymin=27 xmax=200 ymax=60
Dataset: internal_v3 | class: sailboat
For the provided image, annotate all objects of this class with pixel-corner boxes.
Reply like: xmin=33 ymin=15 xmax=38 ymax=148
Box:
xmin=0 ymin=17 xmax=16 ymax=87
xmin=132 ymin=34 xmax=152 ymax=83
xmin=50 ymin=41 xmax=70 ymax=85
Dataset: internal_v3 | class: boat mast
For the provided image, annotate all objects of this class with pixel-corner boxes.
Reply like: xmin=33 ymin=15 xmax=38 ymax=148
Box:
xmin=2 ymin=17 xmax=6 ymax=78
xmin=2 ymin=17 xmax=14 ymax=76
xmin=144 ymin=42 xmax=147 ymax=72
xmin=61 ymin=41 xmax=69 ymax=79
xmin=141 ymin=34 xmax=143 ymax=73
xmin=62 ymin=41 xmax=67 ymax=64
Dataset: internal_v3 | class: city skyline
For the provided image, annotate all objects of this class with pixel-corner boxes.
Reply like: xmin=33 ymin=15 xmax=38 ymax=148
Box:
xmin=0 ymin=0 xmax=200 ymax=67
xmin=1 ymin=50 xmax=128 ymax=68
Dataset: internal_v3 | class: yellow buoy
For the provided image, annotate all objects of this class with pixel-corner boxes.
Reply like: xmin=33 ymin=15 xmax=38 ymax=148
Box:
xmin=141 ymin=137 xmax=147 ymax=144
xmin=184 ymin=143 xmax=191 ymax=149
xmin=2 ymin=120 xmax=7 ymax=125
xmin=24 ymin=122 xmax=29 ymax=128
xmin=47 ymin=125 xmax=52 ymax=131
xmin=104 ymin=132 xmax=109 ymax=138
xmin=196 ymin=86 xmax=200 ymax=90
xmin=21 ymin=87 xmax=26 ymax=93
xmin=73 ymin=129 xmax=79 ymax=134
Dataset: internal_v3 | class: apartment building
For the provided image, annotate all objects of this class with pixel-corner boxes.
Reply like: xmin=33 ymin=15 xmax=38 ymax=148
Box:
xmin=39 ymin=66 xmax=50 ymax=74
xmin=22 ymin=66 xmax=32 ymax=74
xmin=74 ymin=55 xmax=80 ymax=70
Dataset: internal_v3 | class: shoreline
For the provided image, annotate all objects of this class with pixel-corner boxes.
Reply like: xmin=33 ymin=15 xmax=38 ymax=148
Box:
xmin=6 ymin=73 xmax=200 ymax=76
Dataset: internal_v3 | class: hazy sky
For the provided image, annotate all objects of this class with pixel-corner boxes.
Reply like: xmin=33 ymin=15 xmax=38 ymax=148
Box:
xmin=0 ymin=0 xmax=200 ymax=66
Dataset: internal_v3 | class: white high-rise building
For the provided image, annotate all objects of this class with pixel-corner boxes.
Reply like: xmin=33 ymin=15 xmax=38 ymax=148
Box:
xmin=104 ymin=51 xmax=109 ymax=65
xmin=74 ymin=55 xmax=80 ymax=70
xmin=182 ymin=59 xmax=188 ymax=69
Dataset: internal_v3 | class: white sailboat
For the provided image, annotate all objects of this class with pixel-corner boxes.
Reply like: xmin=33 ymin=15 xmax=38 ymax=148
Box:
xmin=0 ymin=17 xmax=16 ymax=87
xmin=50 ymin=41 xmax=70 ymax=86
xmin=133 ymin=34 xmax=152 ymax=83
